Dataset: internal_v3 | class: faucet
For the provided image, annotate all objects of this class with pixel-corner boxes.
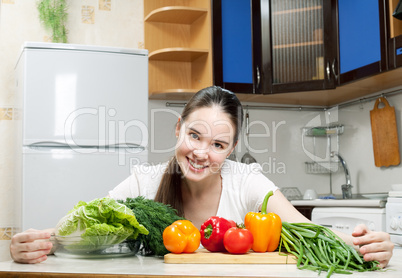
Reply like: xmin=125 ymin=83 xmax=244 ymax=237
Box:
xmin=330 ymin=151 xmax=353 ymax=199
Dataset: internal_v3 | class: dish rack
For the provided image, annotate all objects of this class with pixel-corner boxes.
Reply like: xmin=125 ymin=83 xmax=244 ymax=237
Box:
xmin=305 ymin=161 xmax=340 ymax=174
xmin=302 ymin=125 xmax=344 ymax=137
xmin=303 ymin=124 xmax=343 ymax=175
xmin=280 ymin=187 xmax=302 ymax=200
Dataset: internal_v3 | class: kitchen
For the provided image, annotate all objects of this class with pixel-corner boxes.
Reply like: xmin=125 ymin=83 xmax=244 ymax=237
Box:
xmin=1 ymin=0 xmax=402 ymax=276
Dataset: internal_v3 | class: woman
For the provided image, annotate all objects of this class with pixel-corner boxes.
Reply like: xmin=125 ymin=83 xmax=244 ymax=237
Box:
xmin=10 ymin=86 xmax=394 ymax=266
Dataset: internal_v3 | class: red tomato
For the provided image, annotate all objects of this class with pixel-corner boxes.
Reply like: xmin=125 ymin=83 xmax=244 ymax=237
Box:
xmin=223 ymin=227 xmax=254 ymax=254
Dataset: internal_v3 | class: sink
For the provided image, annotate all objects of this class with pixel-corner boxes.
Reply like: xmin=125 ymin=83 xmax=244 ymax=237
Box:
xmin=290 ymin=194 xmax=388 ymax=208
xmin=317 ymin=193 xmax=388 ymax=200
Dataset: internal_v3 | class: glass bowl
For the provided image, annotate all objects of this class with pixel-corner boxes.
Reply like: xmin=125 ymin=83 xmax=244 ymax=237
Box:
xmin=51 ymin=235 xmax=141 ymax=259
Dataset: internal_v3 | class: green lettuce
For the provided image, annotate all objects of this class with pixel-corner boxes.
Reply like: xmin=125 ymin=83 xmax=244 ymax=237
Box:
xmin=55 ymin=198 xmax=148 ymax=250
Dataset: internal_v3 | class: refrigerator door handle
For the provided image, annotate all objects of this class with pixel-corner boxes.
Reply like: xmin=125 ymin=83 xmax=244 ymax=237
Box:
xmin=112 ymin=142 xmax=144 ymax=150
xmin=27 ymin=141 xmax=80 ymax=149
xmin=27 ymin=141 xmax=144 ymax=150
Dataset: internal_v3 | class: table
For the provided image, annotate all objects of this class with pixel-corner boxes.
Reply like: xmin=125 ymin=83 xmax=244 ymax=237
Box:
xmin=0 ymin=248 xmax=401 ymax=278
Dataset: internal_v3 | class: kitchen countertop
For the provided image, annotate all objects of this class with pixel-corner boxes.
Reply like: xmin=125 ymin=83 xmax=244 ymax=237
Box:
xmin=291 ymin=198 xmax=387 ymax=208
xmin=0 ymin=248 xmax=401 ymax=278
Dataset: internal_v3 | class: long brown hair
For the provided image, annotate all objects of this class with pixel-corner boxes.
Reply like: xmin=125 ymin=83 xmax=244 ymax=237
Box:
xmin=154 ymin=86 xmax=243 ymax=216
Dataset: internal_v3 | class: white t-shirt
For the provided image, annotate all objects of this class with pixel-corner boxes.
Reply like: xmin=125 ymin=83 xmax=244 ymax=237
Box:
xmin=109 ymin=159 xmax=278 ymax=224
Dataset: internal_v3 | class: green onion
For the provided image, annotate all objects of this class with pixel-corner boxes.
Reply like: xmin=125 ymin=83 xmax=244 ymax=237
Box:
xmin=280 ymin=222 xmax=381 ymax=278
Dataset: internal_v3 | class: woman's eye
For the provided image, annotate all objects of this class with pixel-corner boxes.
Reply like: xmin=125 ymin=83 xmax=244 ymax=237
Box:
xmin=213 ymin=143 xmax=223 ymax=149
xmin=190 ymin=133 xmax=199 ymax=140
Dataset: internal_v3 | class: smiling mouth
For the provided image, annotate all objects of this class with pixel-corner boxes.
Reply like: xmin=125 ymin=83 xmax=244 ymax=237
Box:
xmin=188 ymin=158 xmax=208 ymax=170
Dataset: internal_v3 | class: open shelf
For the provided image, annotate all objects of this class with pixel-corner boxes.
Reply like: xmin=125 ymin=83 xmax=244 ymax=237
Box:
xmin=144 ymin=0 xmax=212 ymax=98
xmin=149 ymin=88 xmax=199 ymax=99
xmin=149 ymin=48 xmax=209 ymax=62
xmin=390 ymin=0 xmax=402 ymax=38
xmin=151 ymin=88 xmax=199 ymax=94
xmin=145 ymin=6 xmax=207 ymax=24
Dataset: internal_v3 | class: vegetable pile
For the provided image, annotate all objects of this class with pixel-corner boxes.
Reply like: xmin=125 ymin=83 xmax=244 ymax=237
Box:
xmin=199 ymin=216 xmax=254 ymax=254
xmin=119 ymin=196 xmax=184 ymax=256
xmin=280 ymin=222 xmax=381 ymax=277
xmin=55 ymin=198 xmax=149 ymax=250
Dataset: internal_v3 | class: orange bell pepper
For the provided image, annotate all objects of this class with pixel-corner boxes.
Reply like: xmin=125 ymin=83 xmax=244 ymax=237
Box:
xmin=244 ymin=191 xmax=282 ymax=252
xmin=163 ymin=220 xmax=201 ymax=254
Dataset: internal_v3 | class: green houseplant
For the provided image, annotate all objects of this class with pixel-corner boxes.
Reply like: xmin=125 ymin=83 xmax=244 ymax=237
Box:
xmin=37 ymin=0 xmax=68 ymax=43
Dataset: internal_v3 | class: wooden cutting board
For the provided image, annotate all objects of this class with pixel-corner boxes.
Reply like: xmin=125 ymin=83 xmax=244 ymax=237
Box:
xmin=370 ymin=97 xmax=400 ymax=167
xmin=164 ymin=249 xmax=296 ymax=264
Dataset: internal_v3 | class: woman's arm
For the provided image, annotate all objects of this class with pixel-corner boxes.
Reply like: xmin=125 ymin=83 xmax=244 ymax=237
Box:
xmin=266 ymin=189 xmax=312 ymax=223
xmin=10 ymin=228 xmax=55 ymax=264
xmin=349 ymin=224 xmax=394 ymax=268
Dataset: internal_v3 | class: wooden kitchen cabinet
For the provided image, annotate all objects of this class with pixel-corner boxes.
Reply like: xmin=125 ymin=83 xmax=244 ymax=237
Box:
xmin=265 ymin=0 xmax=338 ymax=93
xmin=389 ymin=0 xmax=402 ymax=68
xmin=294 ymin=206 xmax=314 ymax=220
xmin=146 ymin=0 xmax=402 ymax=106
xmin=213 ymin=0 xmax=338 ymax=95
xmin=144 ymin=0 xmax=213 ymax=99
xmin=212 ymin=0 xmax=393 ymax=96
xmin=266 ymin=0 xmax=389 ymax=88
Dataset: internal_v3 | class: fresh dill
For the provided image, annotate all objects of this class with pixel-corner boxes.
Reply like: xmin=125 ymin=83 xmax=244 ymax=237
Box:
xmin=119 ymin=196 xmax=185 ymax=256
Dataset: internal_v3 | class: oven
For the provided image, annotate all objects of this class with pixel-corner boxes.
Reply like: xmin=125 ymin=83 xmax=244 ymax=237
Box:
xmin=311 ymin=207 xmax=386 ymax=235
xmin=386 ymin=192 xmax=402 ymax=247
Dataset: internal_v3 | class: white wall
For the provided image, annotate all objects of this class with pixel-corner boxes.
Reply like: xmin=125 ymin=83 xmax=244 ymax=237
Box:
xmin=148 ymin=99 xmax=330 ymax=197
xmin=149 ymin=91 xmax=402 ymax=198
xmin=336 ymin=93 xmax=402 ymax=194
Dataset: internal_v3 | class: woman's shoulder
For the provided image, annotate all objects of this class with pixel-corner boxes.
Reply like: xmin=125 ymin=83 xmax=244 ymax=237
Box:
xmin=221 ymin=159 xmax=263 ymax=176
xmin=220 ymin=159 xmax=277 ymax=209
xmin=221 ymin=159 xmax=276 ymax=188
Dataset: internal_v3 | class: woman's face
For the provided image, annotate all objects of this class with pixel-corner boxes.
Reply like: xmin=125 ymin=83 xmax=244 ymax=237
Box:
xmin=175 ymin=106 xmax=236 ymax=183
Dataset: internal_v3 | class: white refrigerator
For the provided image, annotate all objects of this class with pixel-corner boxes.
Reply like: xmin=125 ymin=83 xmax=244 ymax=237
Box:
xmin=14 ymin=42 xmax=148 ymax=231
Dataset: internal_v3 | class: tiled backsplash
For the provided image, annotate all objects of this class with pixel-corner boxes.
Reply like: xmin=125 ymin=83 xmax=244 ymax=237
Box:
xmin=0 ymin=227 xmax=15 ymax=241
xmin=0 ymin=108 xmax=13 ymax=121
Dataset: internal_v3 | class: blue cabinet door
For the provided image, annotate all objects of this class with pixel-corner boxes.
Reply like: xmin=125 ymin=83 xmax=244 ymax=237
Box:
xmin=221 ymin=0 xmax=253 ymax=84
xmin=338 ymin=0 xmax=387 ymax=83
xmin=213 ymin=0 xmax=259 ymax=94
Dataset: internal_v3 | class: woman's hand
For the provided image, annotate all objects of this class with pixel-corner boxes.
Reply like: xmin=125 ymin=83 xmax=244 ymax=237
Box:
xmin=10 ymin=229 xmax=54 ymax=264
xmin=352 ymin=224 xmax=394 ymax=268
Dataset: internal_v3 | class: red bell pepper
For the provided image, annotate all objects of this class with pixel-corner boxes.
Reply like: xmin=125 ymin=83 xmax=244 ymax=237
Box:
xmin=200 ymin=216 xmax=236 ymax=252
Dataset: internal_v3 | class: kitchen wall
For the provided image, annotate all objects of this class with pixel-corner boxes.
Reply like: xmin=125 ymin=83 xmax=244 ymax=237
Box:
xmin=337 ymin=92 xmax=402 ymax=194
xmin=148 ymin=100 xmax=330 ymax=194
xmin=148 ymin=93 xmax=402 ymax=198
xmin=0 ymin=0 xmax=144 ymax=262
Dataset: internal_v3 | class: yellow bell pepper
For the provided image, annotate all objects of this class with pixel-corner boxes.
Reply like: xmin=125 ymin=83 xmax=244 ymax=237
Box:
xmin=163 ymin=220 xmax=201 ymax=254
xmin=244 ymin=191 xmax=282 ymax=252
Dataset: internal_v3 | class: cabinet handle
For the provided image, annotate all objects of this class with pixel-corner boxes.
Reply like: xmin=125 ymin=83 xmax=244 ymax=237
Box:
xmin=331 ymin=59 xmax=338 ymax=81
xmin=256 ymin=66 xmax=260 ymax=88
xmin=326 ymin=62 xmax=331 ymax=81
